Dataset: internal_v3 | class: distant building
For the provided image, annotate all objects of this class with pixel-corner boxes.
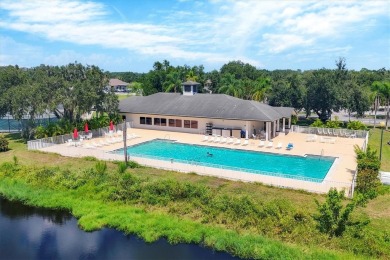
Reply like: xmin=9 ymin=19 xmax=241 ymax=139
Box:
xmin=119 ymin=81 xmax=294 ymax=141
xmin=109 ymin=79 xmax=130 ymax=92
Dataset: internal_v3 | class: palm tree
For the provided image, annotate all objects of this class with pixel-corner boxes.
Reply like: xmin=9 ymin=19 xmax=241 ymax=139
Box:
xmin=372 ymin=81 xmax=390 ymax=129
xmin=185 ymin=70 xmax=198 ymax=82
xmin=163 ymin=71 xmax=182 ymax=93
xmin=251 ymin=77 xmax=272 ymax=102
xmin=218 ymin=73 xmax=243 ymax=98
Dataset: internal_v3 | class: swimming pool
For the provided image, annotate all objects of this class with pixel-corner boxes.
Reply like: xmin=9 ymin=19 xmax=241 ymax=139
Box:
xmin=113 ymin=139 xmax=336 ymax=182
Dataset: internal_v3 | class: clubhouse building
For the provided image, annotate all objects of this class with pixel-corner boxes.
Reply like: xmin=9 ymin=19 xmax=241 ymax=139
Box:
xmin=119 ymin=81 xmax=295 ymax=141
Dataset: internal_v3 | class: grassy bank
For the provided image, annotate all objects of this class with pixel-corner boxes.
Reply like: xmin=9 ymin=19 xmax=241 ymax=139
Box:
xmin=368 ymin=128 xmax=390 ymax=171
xmin=0 ymin=133 xmax=389 ymax=259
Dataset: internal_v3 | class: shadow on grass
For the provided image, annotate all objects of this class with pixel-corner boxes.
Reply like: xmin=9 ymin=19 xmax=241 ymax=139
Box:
xmin=5 ymin=133 xmax=25 ymax=144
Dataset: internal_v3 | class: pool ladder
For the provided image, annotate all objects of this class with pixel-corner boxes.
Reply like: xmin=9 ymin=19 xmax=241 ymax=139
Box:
xmin=320 ymin=149 xmax=324 ymax=160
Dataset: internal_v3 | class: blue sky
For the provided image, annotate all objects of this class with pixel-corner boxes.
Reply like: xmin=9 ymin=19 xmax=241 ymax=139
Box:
xmin=0 ymin=0 xmax=389 ymax=72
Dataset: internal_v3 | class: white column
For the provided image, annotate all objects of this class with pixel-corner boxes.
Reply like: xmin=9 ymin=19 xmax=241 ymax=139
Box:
xmin=282 ymin=118 xmax=286 ymax=132
xmin=288 ymin=117 xmax=291 ymax=128
xmin=265 ymin=122 xmax=270 ymax=141
xmin=273 ymin=121 xmax=276 ymax=138
xmin=276 ymin=119 xmax=280 ymax=131
xmin=245 ymin=121 xmax=249 ymax=139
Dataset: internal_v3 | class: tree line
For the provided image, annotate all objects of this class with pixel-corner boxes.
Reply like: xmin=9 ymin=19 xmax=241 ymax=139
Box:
xmin=111 ymin=58 xmax=390 ymax=127
xmin=0 ymin=63 xmax=119 ymax=139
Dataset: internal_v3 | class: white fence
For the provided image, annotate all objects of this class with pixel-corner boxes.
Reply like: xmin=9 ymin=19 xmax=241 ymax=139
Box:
xmin=27 ymin=122 xmax=128 ymax=150
xmin=291 ymin=125 xmax=369 ymax=151
xmin=290 ymin=125 xmax=368 ymax=138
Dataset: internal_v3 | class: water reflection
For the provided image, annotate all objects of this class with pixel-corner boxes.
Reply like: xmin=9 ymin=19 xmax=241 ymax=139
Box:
xmin=0 ymin=197 xmax=238 ymax=260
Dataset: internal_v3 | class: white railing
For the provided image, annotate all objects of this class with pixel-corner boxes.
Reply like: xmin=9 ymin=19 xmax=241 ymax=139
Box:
xmin=291 ymin=125 xmax=368 ymax=139
xmin=110 ymin=149 xmax=354 ymax=196
xmin=27 ymin=122 xmax=127 ymax=150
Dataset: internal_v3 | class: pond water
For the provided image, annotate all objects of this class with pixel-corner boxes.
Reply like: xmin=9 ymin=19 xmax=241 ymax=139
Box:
xmin=0 ymin=197 xmax=238 ymax=260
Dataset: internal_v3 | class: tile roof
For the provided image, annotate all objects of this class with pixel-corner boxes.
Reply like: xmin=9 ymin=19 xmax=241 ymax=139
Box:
xmin=109 ymin=78 xmax=129 ymax=86
xmin=119 ymin=93 xmax=293 ymax=122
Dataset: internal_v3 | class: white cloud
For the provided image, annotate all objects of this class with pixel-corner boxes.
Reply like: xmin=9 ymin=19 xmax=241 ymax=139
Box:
xmin=0 ymin=36 xmax=43 ymax=66
xmin=0 ymin=0 xmax=388 ymax=70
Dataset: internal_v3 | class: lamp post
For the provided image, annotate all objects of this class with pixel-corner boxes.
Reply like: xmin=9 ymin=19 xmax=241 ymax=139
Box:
xmin=379 ymin=122 xmax=385 ymax=161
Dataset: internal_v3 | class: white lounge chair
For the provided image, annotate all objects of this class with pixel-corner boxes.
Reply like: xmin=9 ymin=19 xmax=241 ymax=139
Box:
xmin=234 ymin=139 xmax=241 ymax=145
xmin=266 ymin=141 xmax=273 ymax=148
xmin=221 ymin=137 xmax=227 ymax=143
xmin=276 ymin=142 xmax=282 ymax=149
xmin=202 ymin=135 xmax=209 ymax=142
xmin=258 ymin=140 xmax=265 ymax=147
xmin=66 ymin=139 xmax=73 ymax=146
xmin=242 ymin=139 xmax=249 ymax=146
xmin=209 ymin=136 xmax=215 ymax=142
xmin=214 ymin=137 xmax=221 ymax=143
xmin=227 ymin=137 xmax=233 ymax=144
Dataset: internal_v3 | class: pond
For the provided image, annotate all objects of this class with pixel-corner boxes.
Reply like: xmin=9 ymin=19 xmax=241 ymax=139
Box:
xmin=0 ymin=197 xmax=238 ymax=260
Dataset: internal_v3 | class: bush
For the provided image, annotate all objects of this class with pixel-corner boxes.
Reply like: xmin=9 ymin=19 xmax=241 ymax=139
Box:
xmin=117 ymin=162 xmax=127 ymax=173
xmin=310 ymin=119 xmax=323 ymax=127
xmin=325 ymin=116 xmax=341 ymax=128
xmin=95 ymin=161 xmax=107 ymax=175
xmin=347 ymin=121 xmax=367 ymax=130
xmin=313 ymin=188 xmax=356 ymax=237
xmin=127 ymin=160 xmax=141 ymax=168
xmin=354 ymin=146 xmax=381 ymax=200
xmin=0 ymin=135 xmax=9 ymax=152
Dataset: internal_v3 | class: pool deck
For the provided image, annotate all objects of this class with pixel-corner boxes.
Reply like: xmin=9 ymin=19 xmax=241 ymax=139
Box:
xmin=40 ymin=128 xmax=364 ymax=195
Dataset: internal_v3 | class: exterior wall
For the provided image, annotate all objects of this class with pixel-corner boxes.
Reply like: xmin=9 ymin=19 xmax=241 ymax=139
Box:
xmin=122 ymin=113 xmax=261 ymax=137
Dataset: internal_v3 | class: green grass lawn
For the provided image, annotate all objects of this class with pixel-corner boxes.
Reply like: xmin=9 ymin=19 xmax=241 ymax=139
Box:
xmin=0 ymin=133 xmax=389 ymax=259
xmin=368 ymin=128 xmax=390 ymax=171
xmin=117 ymin=93 xmax=134 ymax=100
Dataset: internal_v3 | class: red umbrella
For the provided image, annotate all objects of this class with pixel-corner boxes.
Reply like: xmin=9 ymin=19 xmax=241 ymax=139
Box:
xmin=84 ymin=122 xmax=89 ymax=133
xmin=109 ymin=121 xmax=114 ymax=131
xmin=73 ymin=128 xmax=79 ymax=139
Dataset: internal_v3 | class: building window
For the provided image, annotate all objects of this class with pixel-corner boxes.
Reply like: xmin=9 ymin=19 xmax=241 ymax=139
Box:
xmin=140 ymin=117 xmax=145 ymax=124
xmin=175 ymin=119 xmax=182 ymax=127
xmin=184 ymin=120 xmax=190 ymax=128
xmin=169 ymin=119 xmax=175 ymax=127
xmin=161 ymin=118 xmax=167 ymax=126
xmin=154 ymin=118 xmax=160 ymax=125
xmin=145 ymin=117 xmax=152 ymax=125
xmin=184 ymin=85 xmax=191 ymax=92
xmin=191 ymin=120 xmax=198 ymax=129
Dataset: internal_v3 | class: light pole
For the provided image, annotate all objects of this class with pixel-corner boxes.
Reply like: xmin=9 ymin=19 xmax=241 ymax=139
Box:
xmin=122 ymin=118 xmax=128 ymax=164
xmin=379 ymin=122 xmax=385 ymax=161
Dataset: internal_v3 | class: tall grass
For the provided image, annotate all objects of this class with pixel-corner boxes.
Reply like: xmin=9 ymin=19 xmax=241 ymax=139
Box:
xmin=0 ymin=177 xmax=362 ymax=260
xmin=0 ymin=161 xmax=388 ymax=259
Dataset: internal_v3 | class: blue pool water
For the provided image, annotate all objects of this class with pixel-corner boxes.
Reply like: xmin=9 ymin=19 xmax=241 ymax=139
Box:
xmin=114 ymin=140 xmax=336 ymax=182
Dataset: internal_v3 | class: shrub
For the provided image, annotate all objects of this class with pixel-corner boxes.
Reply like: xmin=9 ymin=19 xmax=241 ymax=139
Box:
xmin=13 ymin=155 xmax=18 ymax=166
xmin=325 ymin=117 xmax=341 ymax=128
xmin=347 ymin=121 xmax=367 ymax=130
xmin=127 ymin=160 xmax=141 ymax=168
xmin=310 ymin=119 xmax=323 ymax=127
xmin=0 ymin=135 xmax=9 ymax=152
xmin=354 ymin=146 xmax=381 ymax=200
xmin=34 ymin=125 xmax=47 ymax=139
xmin=95 ymin=161 xmax=107 ymax=175
xmin=356 ymin=168 xmax=381 ymax=199
xmin=117 ymin=162 xmax=127 ymax=173
xmin=313 ymin=188 xmax=356 ymax=237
